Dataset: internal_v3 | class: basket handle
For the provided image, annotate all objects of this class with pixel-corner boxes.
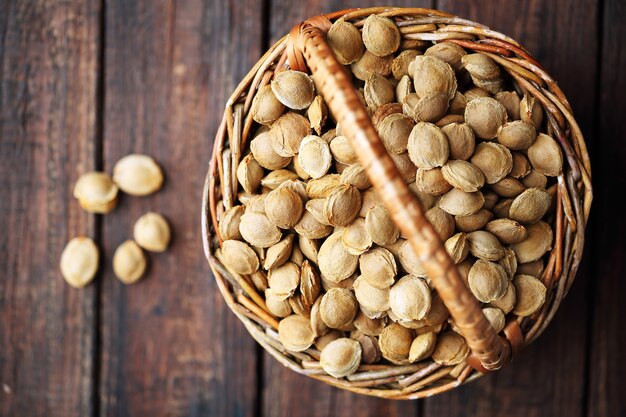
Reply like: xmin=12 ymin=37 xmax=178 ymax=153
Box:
xmin=289 ymin=16 xmax=512 ymax=371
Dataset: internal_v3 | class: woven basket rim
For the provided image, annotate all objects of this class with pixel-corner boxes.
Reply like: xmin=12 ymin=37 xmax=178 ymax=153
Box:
xmin=201 ymin=6 xmax=593 ymax=399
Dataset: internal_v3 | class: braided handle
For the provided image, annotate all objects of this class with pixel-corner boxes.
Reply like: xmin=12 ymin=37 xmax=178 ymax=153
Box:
xmin=289 ymin=17 xmax=511 ymax=371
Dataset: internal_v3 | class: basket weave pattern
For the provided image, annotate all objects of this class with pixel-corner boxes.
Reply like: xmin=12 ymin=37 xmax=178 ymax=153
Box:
xmin=202 ymin=7 xmax=592 ymax=399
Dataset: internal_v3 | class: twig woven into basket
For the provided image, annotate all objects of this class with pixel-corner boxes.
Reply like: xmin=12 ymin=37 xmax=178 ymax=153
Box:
xmin=202 ymin=7 xmax=592 ymax=399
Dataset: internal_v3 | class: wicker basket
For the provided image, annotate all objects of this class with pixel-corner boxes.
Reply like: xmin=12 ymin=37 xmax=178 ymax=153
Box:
xmin=201 ymin=7 xmax=592 ymax=399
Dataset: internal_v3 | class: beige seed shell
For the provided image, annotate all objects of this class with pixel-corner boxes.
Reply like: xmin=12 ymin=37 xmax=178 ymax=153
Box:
xmin=510 ymin=221 xmax=553 ymax=263
xmin=482 ymin=307 xmax=506 ymax=333
xmin=221 ymin=240 xmax=259 ymax=275
xmin=425 ymin=42 xmax=467 ymax=71
xmin=378 ymin=113 xmax=414 ymax=154
xmin=260 ymin=169 xmax=298 ymax=190
xmin=470 ymin=142 xmax=513 ymax=184
xmin=264 ymin=235 xmax=294 ymax=270
xmin=264 ymin=187 xmax=304 ymax=229
xmin=497 ymin=120 xmax=537 ymax=150
xmin=414 ymin=167 xmax=453 ymax=196
xmin=299 ymin=260 xmax=321 ymax=308
xmin=527 ymin=133 xmax=564 ymax=176
xmin=239 ymin=211 xmax=282 ymax=248
xmin=305 ymin=198 xmax=330 ymax=225
xmin=354 ymin=275 xmax=391 ymax=313
xmin=495 ymin=91 xmax=521 ymax=120
xmin=512 ymin=274 xmax=547 ymax=316
xmin=318 ymin=232 xmax=359 ymax=283
xmin=468 ymin=259 xmax=508 ymax=302
xmin=350 ymin=50 xmax=393 ymax=81
xmin=251 ymin=84 xmax=285 ymax=125
xmin=438 ymin=188 xmax=485 ymax=216
xmin=278 ymin=314 xmax=316 ymax=351
xmin=310 ymin=296 xmax=330 ymax=337
xmin=271 ymin=70 xmax=315 ymax=110
xmin=73 ymin=172 xmax=119 ymax=213
xmin=364 ymin=74 xmax=395 ymax=111
xmin=445 ymin=232 xmax=470 ymax=264
xmin=441 ymin=122 xmax=475 ymax=160
xmin=269 ymin=112 xmax=311 ymax=157
xmin=379 ymin=323 xmax=414 ymax=364
xmin=294 ymin=210 xmax=333 ymax=239
xmin=521 ymin=169 xmax=548 ymax=189
xmin=218 ymin=205 xmax=244 ymax=241
xmin=250 ymin=130 xmax=292 ymax=170
xmin=360 ymin=247 xmax=398 ymax=289
xmin=236 ymin=154 xmax=263 ymax=194
xmin=408 ymin=332 xmax=437 ymax=363
xmin=509 ymin=187 xmax=552 ymax=224
xmin=113 ymin=240 xmax=147 ymax=285
xmin=454 ymin=208 xmax=494 ymax=233
xmin=354 ymin=311 xmax=386 ymax=336
xmin=431 ymin=331 xmax=469 ymax=365
xmin=350 ymin=331 xmax=382 ymax=364
xmin=517 ymin=260 xmax=545 ymax=278
xmin=327 ymin=20 xmax=365 ymax=65
xmin=268 ymin=262 xmax=300 ymax=299
xmin=320 ymin=337 xmax=362 ymax=378
xmin=314 ymin=330 xmax=342 ymax=350
xmin=306 ymin=174 xmax=341 ymax=199
xmin=485 ymin=218 xmax=528 ymax=245
xmin=520 ymin=94 xmax=543 ymax=129
xmin=60 ymin=237 xmax=99 ymax=288
xmin=395 ymin=75 xmax=413 ymax=104
xmin=390 ymin=275 xmax=432 ymax=321
xmin=320 ymin=287 xmax=359 ymax=329
xmin=403 ymin=92 xmax=450 ymax=123
xmin=362 ymin=15 xmax=401 ymax=56
xmin=409 ymin=55 xmax=457 ymax=100
xmin=365 ymin=204 xmax=399 ymax=246
xmin=112 ymin=154 xmax=163 ymax=196
xmin=392 ymin=50 xmax=422 ymax=80
xmin=133 ymin=212 xmax=171 ymax=252
xmin=298 ymin=135 xmax=332 ymax=179
xmin=510 ymin=152 xmax=532 ymax=178
xmin=467 ymin=230 xmax=505 ymax=261
xmin=407 ymin=122 xmax=450 ymax=169
xmin=342 ymin=218 xmax=372 ymax=255
xmin=489 ymin=281 xmax=517 ymax=314
xmin=498 ymin=247 xmax=518 ymax=279
xmin=323 ymin=184 xmax=361 ymax=227
xmin=340 ymin=164 xmax=372 ymax=190
xmin=329 ymin=135 xmax=359 ymax=165
xmin=464 ymin=97 xmax=507 ymax=139
xmin=265 ymin=289 xmax=292 ymax=317
xmin=490 ymin=177 xmax=526 ymax=198
xmin=441 ymin=160 xmax=485 ymax=192
xmin=307 ymin=95 xmax=328 ymax=135
xmin=359 ymin=189 xmax=382 ymax=217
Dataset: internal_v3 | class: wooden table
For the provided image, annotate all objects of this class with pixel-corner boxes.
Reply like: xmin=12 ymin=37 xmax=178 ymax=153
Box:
xmin=1 ymin=1 xmax=624 ymax=416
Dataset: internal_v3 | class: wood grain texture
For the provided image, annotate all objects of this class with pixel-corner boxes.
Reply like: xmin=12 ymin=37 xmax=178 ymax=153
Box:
xmin=587 ymin=0 xmax=626 ymax=416
xmin=262 ymin=2 xmax=432 ymax=417
xmin=98 ymin=1 xmax=262 ymax=416
xmin=0 ymin=1 xmax=101 ymax=416
xmin=423 ymin=1 xmax=598 ymax=415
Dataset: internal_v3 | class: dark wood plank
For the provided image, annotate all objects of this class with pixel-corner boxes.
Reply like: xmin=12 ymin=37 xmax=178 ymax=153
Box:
xmin=424 ymin=1 xmax=598 ymax=416
xmin=0 ymin=1 xmax=101 ymax=416
xmin=262 ymin=3 xmax=432 ymax=417
xmin=98 ymin=1 xmax=262 ymax=416
xmin=587 ymin=0 xmax=626 ymax=416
